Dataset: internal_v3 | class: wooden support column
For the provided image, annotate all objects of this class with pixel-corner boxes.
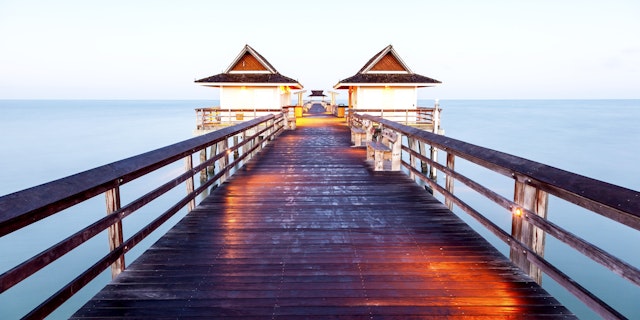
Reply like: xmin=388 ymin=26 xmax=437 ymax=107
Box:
xmin=105 ymin=186 xmax=125 ymax=279
xmin=445 ymin=153 xmax=455 ymax=210
xmin=432 ymin=99 xmax=441 ymax=134
xmin=207 ymin=145 xmax=215 ymax=176
xmin=510 ymin=179 xmax=548 ymax=284
xmin=419 ymin=141 xmax=429 ymax=174
xmin=429 ymin=145 xmax=438 ymax=180
xmin=185 ymin=155 xmax=196 ymax=212
xmin=217 ymin=139 xmax=229 ymax=184
xmin=409 ymin=138 xmax=419 ymax=180
xmin=233 ymin=136 xmax=239 ymax=160
xmin=429 ymin=99 xmax=441 ymax=180
xmin=199 ymin=149 xmax=207 ymax=181
xmin=242 ymin=130 xmax=249 ymax=164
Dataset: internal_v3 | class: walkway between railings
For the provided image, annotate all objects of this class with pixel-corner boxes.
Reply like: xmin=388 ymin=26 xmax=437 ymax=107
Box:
xmin=72 ymin=113 xmax=575 ymax=319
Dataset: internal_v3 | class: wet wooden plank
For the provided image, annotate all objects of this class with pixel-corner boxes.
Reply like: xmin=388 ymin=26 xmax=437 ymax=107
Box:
xmin=72 ymin=115 xmax=575 ymax=319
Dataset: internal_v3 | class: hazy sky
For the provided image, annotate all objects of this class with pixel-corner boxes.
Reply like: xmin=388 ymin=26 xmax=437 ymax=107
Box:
xmin=0 ymin=0 xmax=638 ymax=100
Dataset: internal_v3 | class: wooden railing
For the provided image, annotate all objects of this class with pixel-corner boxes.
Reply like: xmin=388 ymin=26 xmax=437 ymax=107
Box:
xmin=344 ymin=107 xmax=441 ymax=129
xmin=0 ymin=114 xmax=285 ymax=319
xmin=195 ymin=106 xmax=294 ymax=129
xmin=354 ymin=113 xmax=640 ymax=320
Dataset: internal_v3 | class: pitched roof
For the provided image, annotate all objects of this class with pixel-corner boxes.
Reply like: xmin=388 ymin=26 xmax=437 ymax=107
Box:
xmin=334 ymin=45 xmax=441 ymax=89
xmin=195 ymin=45 xmax=302 ymax=89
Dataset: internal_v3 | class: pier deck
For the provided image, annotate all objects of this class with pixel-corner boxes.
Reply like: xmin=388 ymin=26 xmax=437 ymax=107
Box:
xmin=72 ymin=113 xmax=575 ymax=319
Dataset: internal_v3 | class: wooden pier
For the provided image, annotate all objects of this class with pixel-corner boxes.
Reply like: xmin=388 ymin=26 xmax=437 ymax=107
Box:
xmin=71 ymin=113 xmax=574 ymax=319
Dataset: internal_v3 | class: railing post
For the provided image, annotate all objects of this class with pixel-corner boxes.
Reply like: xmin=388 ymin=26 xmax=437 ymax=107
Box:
xmin=409 ymin=137 xmax=418 ymax=180
xmin=419 ymin=141 xmax=429 ymax=174
xmin=233 ymin=136 xmax=240 ymax=161
xmin=199 ymin=149 xmax=207 ymax=181
xmin=216 ymin=139 xmax=229 ymax=184
xmin=207 ymin=146 xmax=215 ymax=176
xmin=184 ymin=154 xmax=196 ymax=212
xmin=242 ymin=130 xmax=249 ymax=164
xmin=105 ymin=186 xmax=125 ymax=279
xmin=510 ymin=179 xmax=548 ymax=284
xmin=429 ymin=145 xmax=438 ymax=180
xmin=433 ymin=99 xmax=440 ymax=134
xmin=445 ymin=153 xmax=455 ymax=210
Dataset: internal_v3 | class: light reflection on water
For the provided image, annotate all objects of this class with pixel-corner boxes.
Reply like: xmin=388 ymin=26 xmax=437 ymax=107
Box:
xmin=0 ymin=99 xmax=638 ymax=319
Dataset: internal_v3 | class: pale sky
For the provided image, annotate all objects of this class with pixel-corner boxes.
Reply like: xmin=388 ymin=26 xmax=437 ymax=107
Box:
xmin=0 ymin=0 xmax=638 ymax=100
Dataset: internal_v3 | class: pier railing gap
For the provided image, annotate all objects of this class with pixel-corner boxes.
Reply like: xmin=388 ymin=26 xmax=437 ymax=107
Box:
xmin=354 ymin=112 xmax=639 ymax=320
xmin=0 ymin=113 xmax=286 ymax=319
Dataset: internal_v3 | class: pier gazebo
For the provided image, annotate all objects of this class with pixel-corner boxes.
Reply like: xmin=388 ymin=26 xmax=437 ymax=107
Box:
xmin=333 ymin=45 xmax=441 ymax=126
xmin=195 ymin=44 xmax=303 ymax=129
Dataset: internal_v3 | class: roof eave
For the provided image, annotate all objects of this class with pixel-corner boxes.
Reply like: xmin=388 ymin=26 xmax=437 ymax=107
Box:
xmin=334 ymin=82 xmax=440 ymax=89
xmin=197 ymin=82 xmax=303 ymax=89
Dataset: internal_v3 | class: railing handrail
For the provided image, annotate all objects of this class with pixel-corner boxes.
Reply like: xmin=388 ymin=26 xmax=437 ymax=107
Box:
xmin=0 ymin=115 xmax=278 ymax=237
xmin=0 ymin=113 xmax=285 ymax=318
xmin=358 ymin=113 xmax=640 ymax=229
xmin=195 ymin=107 xmax=286 ymax=112
xmin=355 ymin=112 xmax=639 ymax=320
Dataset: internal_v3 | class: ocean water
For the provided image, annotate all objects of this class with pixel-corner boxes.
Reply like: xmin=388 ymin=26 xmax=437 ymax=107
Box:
xmin=0 ymin=99 xmax=638 ymax=319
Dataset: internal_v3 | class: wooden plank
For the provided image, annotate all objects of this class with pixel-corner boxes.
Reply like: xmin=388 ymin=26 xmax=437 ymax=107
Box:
xmin=72 ymin=115 xmax=575 ymax=319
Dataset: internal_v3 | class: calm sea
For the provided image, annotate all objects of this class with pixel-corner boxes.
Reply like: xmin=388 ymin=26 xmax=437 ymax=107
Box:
xmin=0 ymin=99 xmax=638 ymax=319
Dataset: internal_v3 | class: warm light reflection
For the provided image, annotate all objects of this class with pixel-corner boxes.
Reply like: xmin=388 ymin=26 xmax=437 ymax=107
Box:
xmin=219 ymin=171 xmax=284 ymax=261
xmin=201 ymin=114 xmax=531 ymax=317
xmin=513 ymin=207 xmax=523 ymax=217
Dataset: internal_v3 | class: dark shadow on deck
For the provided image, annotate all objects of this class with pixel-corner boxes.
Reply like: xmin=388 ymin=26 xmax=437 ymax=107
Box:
xmin=72 ymin=115 xmax=575 ymax=319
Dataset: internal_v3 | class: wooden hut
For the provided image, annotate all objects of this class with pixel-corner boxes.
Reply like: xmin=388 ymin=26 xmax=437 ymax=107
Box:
xmin=195 ymin=45 xmax=303 ymax=128
xmin=333 ymin=45 xmax=441 ymax=126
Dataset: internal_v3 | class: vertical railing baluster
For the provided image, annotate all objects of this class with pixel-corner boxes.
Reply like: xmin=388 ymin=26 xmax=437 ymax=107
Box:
xmin=217 ymin=138 xmax=229 ymax=184
xmin=185 ymin=154 xmax=195 ymax=212
xmin=419 ymin=141 xmax=429 ymax=175
xmin=445 ymin=153 xmax=455 ymax=210
xmin=429 ymin=145 xmax=438 ymax=180
xmin=232 ymin=135 xmax=239 ymax=161
xmin=409 ymin=137 xmax=418 ymax=181
xmin=199 ymin=148 xmax=207 ymax=182
xmin=105 ymin=186 xmax=125 ymax=279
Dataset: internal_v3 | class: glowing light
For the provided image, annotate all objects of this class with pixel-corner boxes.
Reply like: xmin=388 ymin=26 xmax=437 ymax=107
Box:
xmin=279 ymin=85 xmax=290 ymax=93
xmin=513 ymin=207 xmax=523 ymax=217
